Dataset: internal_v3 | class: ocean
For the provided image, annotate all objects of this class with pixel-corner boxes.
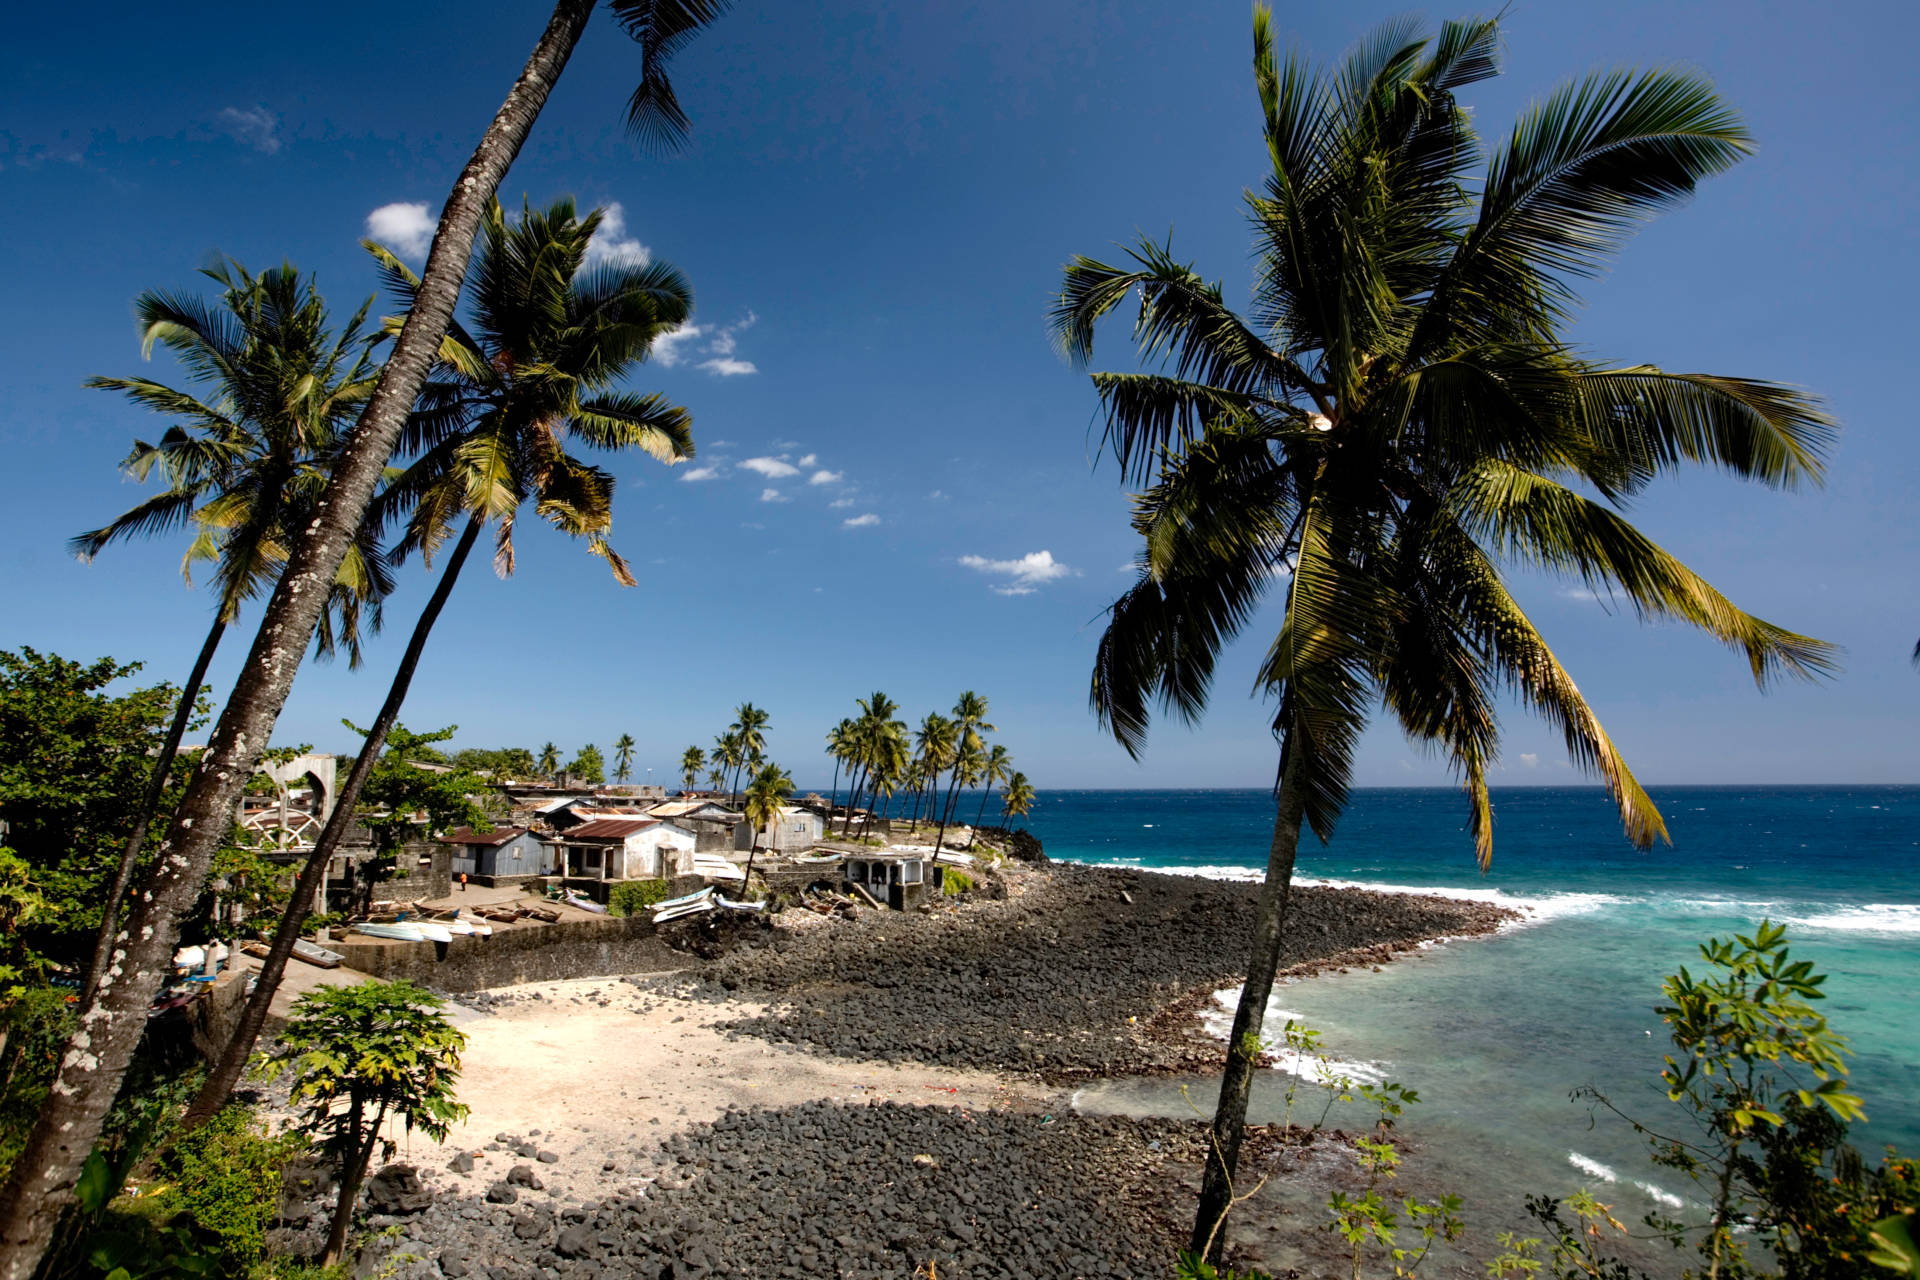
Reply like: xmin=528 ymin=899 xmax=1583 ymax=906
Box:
xmin=1016 ymin=785 xmax=1919 ymax=1268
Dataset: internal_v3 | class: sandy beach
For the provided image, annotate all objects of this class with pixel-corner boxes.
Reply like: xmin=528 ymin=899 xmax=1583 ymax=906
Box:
xmin=265 ymin=863 xmax=1514 ymax=1278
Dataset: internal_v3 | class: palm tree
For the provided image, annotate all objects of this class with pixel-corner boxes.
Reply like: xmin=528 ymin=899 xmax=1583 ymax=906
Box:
xmin=1000 ymin=772 xmax=1035 ymax=828
xmin=741 ymin=761 xmax=795 ymax=884
xmin=537 ymin=742 xmax=562 ymax=780
xmin=186 ymin=199 xmax=692 ymax=1127
xmin=1053 ymin=10 xmax=1834 ymax=1257
xmin=911 ymin=712 xmax=957 ymax=830
xmin=726 ymin=703 xmax=769 ymax=796
xmin=0 ymin=12 xmax=731 ymax=1269
xmin=614 ymin=733 xmax=637 ymax=783
xmin=839 ymin=692 xmax=901 ymax=837
xmin=679 ymin=745 xmax=705 ymax=793
xmin=969 ymin=743 xmax=1013 ymax=845
xmin=823 ymin=718 xmax=856 ymax=828
xmin=709 ymin=733 xmax=736 ymax=795
xmin=69 ymin=260 xmax=388 ymax=1002
xmin=932 ymin=691 xmax=994 ymax=855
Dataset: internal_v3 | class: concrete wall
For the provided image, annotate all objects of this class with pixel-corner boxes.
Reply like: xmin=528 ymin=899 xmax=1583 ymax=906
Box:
xmin=331 ymin=915 xmax=682 ymax=992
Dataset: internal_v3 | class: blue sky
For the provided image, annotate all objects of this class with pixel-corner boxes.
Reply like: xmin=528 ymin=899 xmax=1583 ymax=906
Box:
xmin=2 ymin=0 xmax=1915 ymax=793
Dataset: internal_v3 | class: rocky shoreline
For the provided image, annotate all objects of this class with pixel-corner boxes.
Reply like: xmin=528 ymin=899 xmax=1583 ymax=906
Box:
xmin=292 ymin=863 xmax=1516 ymax=1279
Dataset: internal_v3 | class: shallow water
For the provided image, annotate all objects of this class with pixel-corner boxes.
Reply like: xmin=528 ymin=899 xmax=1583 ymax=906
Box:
xmin=1026 ymin=785 xmax=1919 ymax=1270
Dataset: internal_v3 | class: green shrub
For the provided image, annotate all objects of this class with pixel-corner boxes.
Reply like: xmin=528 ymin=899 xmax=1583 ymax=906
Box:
xmin=941 ymin=868 xmax=975 ymax=895
xmin=0 ymin=984 xmax=76 ymax=1179
xmin=151 ymin=1104 xmax=305 ymax=1274
xmin=608 ymin=879 xmax=672 ymax=917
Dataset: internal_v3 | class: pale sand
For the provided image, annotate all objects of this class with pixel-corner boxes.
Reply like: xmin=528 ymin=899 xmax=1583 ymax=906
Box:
xmin=386 ymin=973 xmax=1057 ymax=1203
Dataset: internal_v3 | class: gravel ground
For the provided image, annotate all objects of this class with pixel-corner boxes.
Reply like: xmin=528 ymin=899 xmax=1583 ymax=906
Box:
xmin=347 ymin=1102 xmax=1211 ymax=1280
xmin=687 ymin=863 xmax=1512 ymax=1077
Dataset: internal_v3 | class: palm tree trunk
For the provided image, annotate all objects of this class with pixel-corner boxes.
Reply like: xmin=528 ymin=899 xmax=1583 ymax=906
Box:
xmin=79 ymin=614 xmax=226 ymax=1003
xmin=184 ymin=517 xmax=483 ymax=1128
xmin=1189 ymin=729 xmax=1308 ymax=1263
xmin=931 ymin=764 xmax=962 ymax=859
xmin=968 ymin=784 xmax=993 ymax=848
xmin=323 ymin=1100 xmax=387 ymax=1268
xmin=0 ymin=12 xmax=596 ymax=1267
xmin=839 ymin=762 xmax=865 ymax=838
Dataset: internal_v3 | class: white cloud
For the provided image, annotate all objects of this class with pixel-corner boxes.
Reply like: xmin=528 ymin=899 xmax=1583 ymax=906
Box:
xmin=760 ymin=488 xmax=789 ymax=504
xmin=218 ymin=105 xmax=281 ymax=154
xmin=1559 ymin=586 xmax=1603 ymax=604
xmin=652 ymin=323 xmax=706 ymax=368
xmin=679 ymin=465 xmax=724 ymax=482
xmin=585 ymin=201 xmax=650 ymax=267
xmin=829 ymin=497 xmax=857 ymax=509
xmin=366 ymin=202 xmax=435 ymax=259
xmin=709 ymin=312 xmax=757 ymax=355
xmin=796 ymin=454 xmax=817 ymax=467
xmin=740 ymin=457 xmax=799 ymax=479
xmin=927 ymin=489 xmax=949 ymax=501
xmin=1519 ymin=752 xmax=1540 ymax=769
xmin=958 ymin=550 xmax=1075 ymax=596
xmin=699 ymin=356 xmax=758 ymax=376
xmin=808 ymin=469 xmax=843 ymax=486
xmin=842 ymin=514 xmax=880 ymax=528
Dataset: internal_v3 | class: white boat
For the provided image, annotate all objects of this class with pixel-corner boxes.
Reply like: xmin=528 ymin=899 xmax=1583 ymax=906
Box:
xmin=715 ymin=895 xmax=765 ymax=912
xmin=653 ymin=899 xmax=716 ymax=923
xmin=353 ymin=922 xmax=431 ymax=942
xmin=654 ymin=886 xmax=716 ymax=911
xmin=413 ymin=921 xmax=455 ymax=943
xmin=565 ymin=892 xmax=609 ymax=915
xmin=439 ymin=918 xmax=492 ymax=937
xmin=691 ymin=855 xmax=747 ymax=882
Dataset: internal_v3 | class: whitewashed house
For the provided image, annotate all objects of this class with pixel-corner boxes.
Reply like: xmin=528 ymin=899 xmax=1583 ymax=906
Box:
xmin=551 ymin=817 xmax=697 ymax=881
xmin=759 ymin=804 xmax=825 ymax=853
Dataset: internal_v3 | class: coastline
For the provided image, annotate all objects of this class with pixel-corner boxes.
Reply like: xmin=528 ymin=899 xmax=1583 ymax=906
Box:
xmin=278 ymin=863 xmax=1524 ymax=1277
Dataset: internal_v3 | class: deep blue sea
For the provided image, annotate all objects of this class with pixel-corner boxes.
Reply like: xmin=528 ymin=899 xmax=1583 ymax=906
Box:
xmin=1011 ymin=786 xmax=1918 ymax=1268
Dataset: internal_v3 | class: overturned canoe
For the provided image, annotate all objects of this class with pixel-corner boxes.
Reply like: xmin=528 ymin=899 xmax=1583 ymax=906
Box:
xmin=564 ymin=892 xmax=609 ymax=915
xmin=652 ymin=899 xmax=716 ymax=924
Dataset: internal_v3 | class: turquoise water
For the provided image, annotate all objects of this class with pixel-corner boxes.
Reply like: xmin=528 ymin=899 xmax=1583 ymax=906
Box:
xmin=1025 ymin=786 xmax=1919 ymax=1265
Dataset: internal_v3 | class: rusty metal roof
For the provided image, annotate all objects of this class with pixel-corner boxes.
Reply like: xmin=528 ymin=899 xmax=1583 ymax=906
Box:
xmin=437 ymin=825 xmax=527 ymax=846
xmin=564 ymin=817 xmax=660 ymax=840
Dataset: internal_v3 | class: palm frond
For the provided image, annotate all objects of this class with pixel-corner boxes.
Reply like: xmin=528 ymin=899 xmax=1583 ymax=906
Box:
xmin=610 ymin=0 xmax=732 ymax=153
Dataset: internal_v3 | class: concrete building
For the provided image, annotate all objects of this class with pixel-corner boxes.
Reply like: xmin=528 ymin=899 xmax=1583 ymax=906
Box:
xmin=552 ymin=817 xmax=698 ymax=881
xmin=759 ymin=804 xmax=825 ymax=853
xmin=646 ymin=800 xmax=752 ymax=854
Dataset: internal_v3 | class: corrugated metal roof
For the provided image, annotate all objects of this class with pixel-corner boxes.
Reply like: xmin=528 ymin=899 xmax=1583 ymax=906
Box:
xmin=438 ymin=826 xmax=527 ymax=846
xmin=564 ymin=817 xmax=660 ymax=839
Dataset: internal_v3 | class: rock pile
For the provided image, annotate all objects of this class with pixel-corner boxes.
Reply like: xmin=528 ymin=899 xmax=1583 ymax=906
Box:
xmin=686 ymin=865 xmax=1509 ymax=1076
xmin=388 ymin=1101 xmax=1206 ymax=1280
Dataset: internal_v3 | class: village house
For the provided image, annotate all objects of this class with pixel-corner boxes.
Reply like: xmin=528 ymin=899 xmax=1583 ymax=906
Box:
xmin=551 ymin=816 xmax=698 ymax=881
xmin=438 ymin=825 xmax=550 ymax=883
xmin=759 ymin=804 xmax=825 ymax=853
xmin=646 ymin=799 xmax=752 ymax=854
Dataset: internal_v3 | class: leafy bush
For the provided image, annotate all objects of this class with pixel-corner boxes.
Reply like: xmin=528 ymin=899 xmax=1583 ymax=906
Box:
xmin=941 ymin=868 xmax=975 ymax=895
xmin=150 ymin=1105 xmax=304 ymax=1274
xmin=0 ymin=984 xmax=76 ymax=1178
xmin=608 ymin=879 xmax=672 ymax=917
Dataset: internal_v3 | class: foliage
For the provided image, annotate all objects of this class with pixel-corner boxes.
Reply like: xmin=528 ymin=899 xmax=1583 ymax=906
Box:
xmin=1177 ymin=1254 xmax=1274 ymax=1280
xmin=1000 ymin=772 xmax=1036 ymax=826
xmin=448 ymin=746 xmax=535 ymax=780
xmin=566 ymin=744 xmax=606 ymax=785
xmin=0 ymin=649 xmax=189 ymax=973
xmin=536 ymin=743 xmax=561 ymax=779
xmin=256 ymin=981 xmax=467 ymax=1264
xmin=0 ymin=985 xmax=75 ymax=1177
xmin=608 ymin=878 xmax=673 ymax=917
xmin=679 ymin=746 xmax=705 ymax=793
xmin=179 ymin=843 xmax=293 ymax=948
xmin=345 ymin=723 xmax=491 ymax=855
xmin=613 ymin=735 xmax=636 ymax=784
xmin=743 ymin=762 xmax=795 ymax=848
xmin=941 ymin=868 xmax=975 ymax=895
xmin=147 ymin=1105 xmax=305 ymax=1275
xmin=74 ymin=257 xmax=390 ymax=665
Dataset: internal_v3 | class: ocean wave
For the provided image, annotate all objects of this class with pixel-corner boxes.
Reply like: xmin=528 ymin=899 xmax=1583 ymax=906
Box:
xmin=1567 ymin=1151 xmax=1618 ymax=1182
xmin=1199 ymin=989 xmax=1390 ymax=1085
xmin=1294 ymin=876 xmax=1628 ymax=926
xmin=1776 ymin=903 xmax=1920 ymax=936
xmin=1568 ymin=1153 xmax=1688 ymax=1209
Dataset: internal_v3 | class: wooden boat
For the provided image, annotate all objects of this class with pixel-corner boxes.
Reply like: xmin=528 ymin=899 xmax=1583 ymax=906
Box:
xmin=291 ymin=939 xmax=344 ymax=968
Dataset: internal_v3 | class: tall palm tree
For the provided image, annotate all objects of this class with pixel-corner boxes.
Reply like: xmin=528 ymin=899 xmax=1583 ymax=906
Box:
xmin=70 ymin=260 xmax=388 ymax=1003
xmin=537 ymin=742 xmax=562 ymax=779
xmin=823 ymin=718 xmax=856 ymax=827
xmin=726 ymin=702 xmax=769 ymax=796
xmin=839 ymin=692 xmax=901 ymax=837
xmin=1000 ymin=772 xmax=1035 ymax=828
xmin=709 ymin=733 xmax=736 ymax=795
xmin=741 ymin=760 xmax=795 ymax=883
xmin=969 ymin=743 xmax=1013 ymax=844
xmin=0 ymin=12 xmax=730 ymax=1270
xmin=187 ymin=199 xmax=693 ymax=1127
xmin=911 ymin=712 xmax=957 ymax=830
xmin=679 ymin=745 xmax=705 ymax=793
xmin=932 ymin=691 xmax=994 ymax=855
xmin=614 ymin=733 xmax=637 ymax=783
xmin=1053 ymin=10 xmax=1835 ymax=1257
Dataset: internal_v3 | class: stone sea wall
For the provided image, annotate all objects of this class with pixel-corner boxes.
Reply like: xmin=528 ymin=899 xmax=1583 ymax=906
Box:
xmin=333 ymin=916 xmax=681 ymax=993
